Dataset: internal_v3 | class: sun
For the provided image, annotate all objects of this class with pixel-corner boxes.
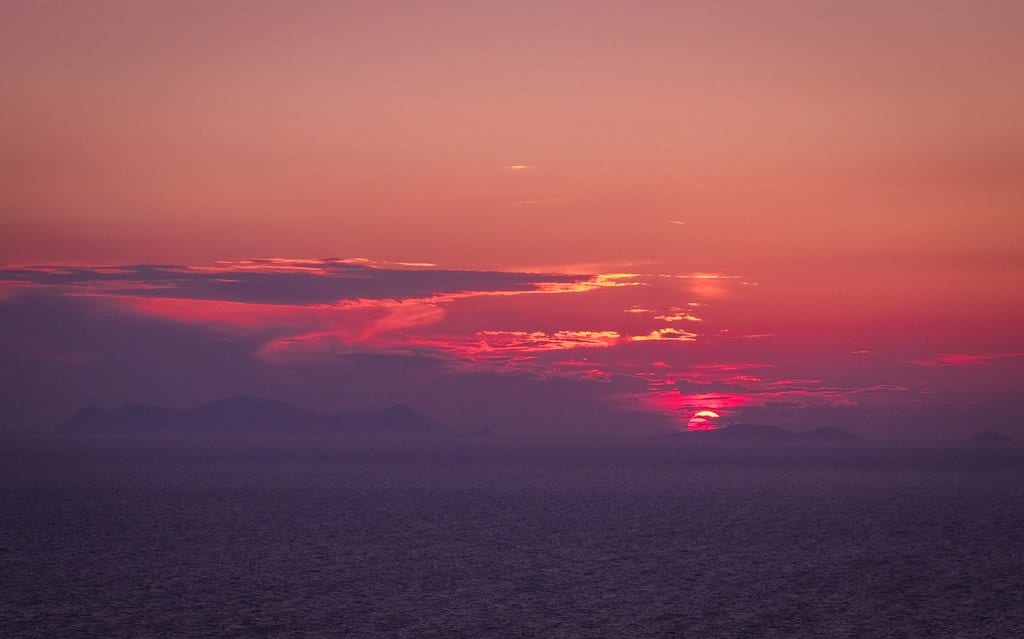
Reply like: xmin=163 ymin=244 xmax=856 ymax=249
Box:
xmin=687 ymin=409 xmax=721 ymax=431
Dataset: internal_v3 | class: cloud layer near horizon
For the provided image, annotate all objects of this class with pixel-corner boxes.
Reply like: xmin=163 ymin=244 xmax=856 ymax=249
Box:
xmin=3 ymin=259 xmax=1023 ymax=438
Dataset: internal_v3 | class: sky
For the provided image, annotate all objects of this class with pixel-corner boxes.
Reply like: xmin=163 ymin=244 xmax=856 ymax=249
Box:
xmin=2 ymin=1 xmax=1022 ymax=437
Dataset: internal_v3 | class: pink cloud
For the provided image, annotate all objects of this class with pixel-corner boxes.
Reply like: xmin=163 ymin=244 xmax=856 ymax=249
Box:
xmin=909 ymin=352 xmax=1024 ymax=367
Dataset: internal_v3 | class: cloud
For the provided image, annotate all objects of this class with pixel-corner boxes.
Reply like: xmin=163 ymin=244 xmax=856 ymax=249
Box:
xmin=654 ymin=307 xmax=702 ymax=322
xmin=0 ymin=289 xmax=677 ymax=433
xmin=0 ymin=261 xmax=641 ymax=359
xmin=630 ymin=328 xmax=697 ymax=342
xmin=0 ymin=259 xmax=584 ymax=305
xmin=624 ymin=305 xmax=702 ymax=322
xmin=675 ymin=379 xmax=753 ymax=395
xmin=471 ymin=330 xmax=621 ymax=355
xmin=4 ymin=258 xmax=1020 ymax=438
xmin=908 ymin=352 xmax=1024 ymax=367
xmin=517 ymin=197 xmax=562 ymax=207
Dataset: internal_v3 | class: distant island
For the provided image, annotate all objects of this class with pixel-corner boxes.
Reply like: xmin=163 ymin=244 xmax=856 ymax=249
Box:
xmin=668 ymin=423 xmax=864 ymax=441
xmin=968 ymin=430 xmax=1012 ymax=443
xmin=63 ymin=397 xmax=444 ymax=437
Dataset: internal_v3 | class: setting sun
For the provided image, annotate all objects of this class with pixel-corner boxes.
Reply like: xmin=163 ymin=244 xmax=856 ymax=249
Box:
xmin=687 ymin=410 xmax=722 ymax=431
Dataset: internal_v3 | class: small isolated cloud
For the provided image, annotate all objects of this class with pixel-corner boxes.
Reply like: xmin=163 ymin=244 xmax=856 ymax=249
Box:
xmin=630 ymin=328 xmax=698 ymax=342
xmin=676 ymin=273 xmax=740 ymax=280
xmin=654 ymin=306 xmax=702 ymax=322
xmin=474 ymin=330 xmax=620 ymax=353
xmin=517 ymin=197 xmax=562 ymax=207
xmin=625 ymin=305 xmax=702 ymax=323
xmin=692 ymin=362 xmax=772 ymax=373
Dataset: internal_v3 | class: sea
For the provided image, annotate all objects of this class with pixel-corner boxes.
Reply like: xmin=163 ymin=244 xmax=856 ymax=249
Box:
xmin=2 ymin=435 xmax=1022 ymax=637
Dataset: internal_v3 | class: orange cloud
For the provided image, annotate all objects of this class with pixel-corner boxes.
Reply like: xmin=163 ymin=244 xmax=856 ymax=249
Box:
xmin=630 ymin=328 xmax=697 ymax=342
xmin=473 ymin=330 xmax=622 ymax=354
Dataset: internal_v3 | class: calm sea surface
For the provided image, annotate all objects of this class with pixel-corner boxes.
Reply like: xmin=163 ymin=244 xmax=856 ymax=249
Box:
xmin=2 ymin=436 xmax=1023 ymax=637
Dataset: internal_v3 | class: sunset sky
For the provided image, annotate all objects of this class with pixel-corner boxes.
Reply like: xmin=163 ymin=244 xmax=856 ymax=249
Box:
xmin=2 ymin=1 xmax=1022 ymax=437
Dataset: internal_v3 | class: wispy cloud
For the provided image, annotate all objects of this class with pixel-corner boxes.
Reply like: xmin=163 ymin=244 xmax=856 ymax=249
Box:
xmin=517 ymin=197 xmax=562 ymax=207
xmin=0 ymin=259 xmax=585 ymax=305
xmin=909 ymin=352 xmax=1024 ymax=367
xmin=630 ymin=328 xmax=698 ymax=342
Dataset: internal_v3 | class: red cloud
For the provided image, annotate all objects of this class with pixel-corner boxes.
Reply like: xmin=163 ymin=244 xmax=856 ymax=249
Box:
xmin=909 ymin=352 xmax=1024 ymax=367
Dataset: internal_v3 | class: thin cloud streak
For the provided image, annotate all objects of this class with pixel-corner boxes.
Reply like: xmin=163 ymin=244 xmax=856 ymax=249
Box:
xmin=909 ymin=352 xmax=1024 ymax=367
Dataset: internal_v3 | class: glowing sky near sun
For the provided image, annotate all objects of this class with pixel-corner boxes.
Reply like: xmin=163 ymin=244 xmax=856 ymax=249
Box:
xmin=1 ymin=1 xmax=1022 ymax=437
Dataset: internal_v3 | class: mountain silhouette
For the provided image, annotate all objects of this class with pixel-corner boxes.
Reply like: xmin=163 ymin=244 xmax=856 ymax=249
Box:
xmin=794 ymin=426 xmax=864 ymax=441
xmin=64 ymin=397 xmax=443 ymax=436
xmin=697 ymin=423 xmax=794 ymax=439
